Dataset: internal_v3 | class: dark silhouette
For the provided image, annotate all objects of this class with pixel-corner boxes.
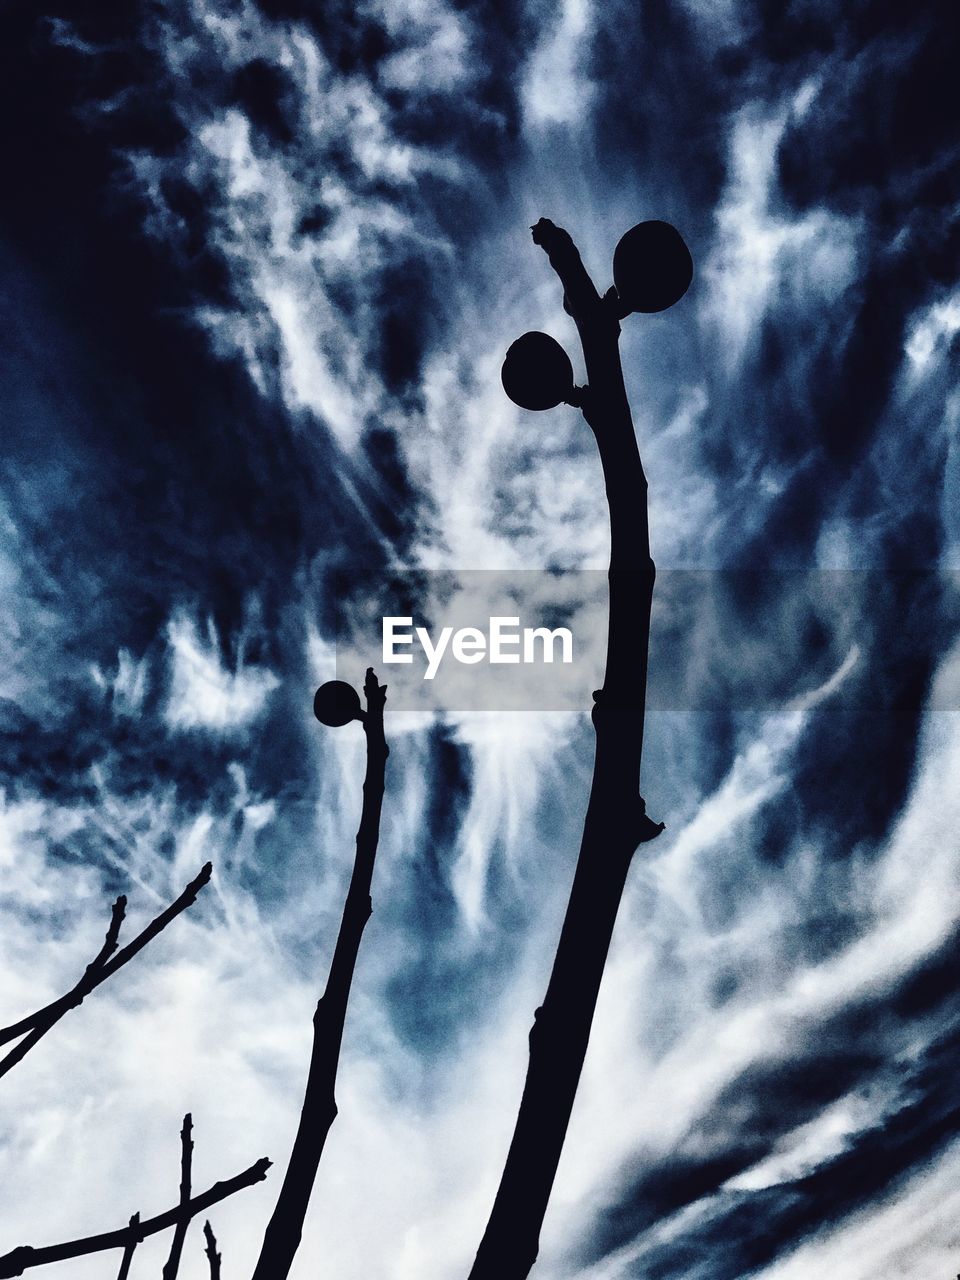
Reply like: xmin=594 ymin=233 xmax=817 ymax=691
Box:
xmin=250 ymin=666 xmax=389 ymax=1280
xmin=203 ymin=1221 xmax=222 ymax=1280
xmin=612 ymin=220 xmax=693 ymax=316
xmin=313 ymin=678 xmax=364 ymax=727
xmin=162 ymin=1113 xmax=194 ymax=1280
xmin=115 ymin=1215 xmax=139 ymax=1280
xmin=0 ymin=870 xmax=272 ymax=1278
xmin=468 ymin=217 xmax=692 ymax=1279
xmin=0 ymin=863 xmax=213 ymax=1081
xmin=501 ymin=331 xmax=576 ymax=410
xmin=0 ymin=1156 xmax=271 ymax=1277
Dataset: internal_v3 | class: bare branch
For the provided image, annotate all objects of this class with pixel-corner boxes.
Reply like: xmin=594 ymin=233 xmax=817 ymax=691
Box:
xmin=0 ymin=896 xmax=127 ymax=1047
xmin=91 ymin=896 xmax=128 ymax=971
xmin=0 ymin=864 xmax=213 ymax=1080
xmin=161 ymin=1113 xmax=194 ymax=1280
xmin=250 ymin=668 xmax=389 ymax=1280
xmin=530 ymin=219 xmax=604 ymax=322
xmin=203 ymin=1222 xmax=221 ymax=1280
xmin=468 ymin=218 xmax=672 ymax=1279
xmin=115 ymin=1214 xmax=139 ymax=1280
xmin=0 ymin=1156 xmax=270 ymax=1278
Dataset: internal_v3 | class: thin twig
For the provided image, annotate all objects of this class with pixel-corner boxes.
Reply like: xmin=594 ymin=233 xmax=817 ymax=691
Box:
xmin=250 ymin=668 xmax=389 ymax=1280
xmin=0 ymin=1156 xmax=270 ymax=1277
xmin=0 ymin=864 xmax=213 ymax=1080
xmin=161 ymin=1113 xmax=194 ymax=1280
xmin=202 ymin=1221 xmax=221 ymax=1280
xmin=0 ymin=896 xmax=128 ymax=1046
xmin=115 ymin=1214 xmax=139 ymax=1280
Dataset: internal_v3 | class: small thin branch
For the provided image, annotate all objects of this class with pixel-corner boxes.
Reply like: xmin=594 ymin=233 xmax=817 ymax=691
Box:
xmin=115 ymin=1214 xmax=139 ymax=1280
xmin=250 ymin=668 xmax=389 ymax=1280
xmin=203 ymin=1222 xmax=221 ymax=1280
xmin=0 ymin=1156 xmax=270 ymax=1278
xmin=0 ymin=864 xmax=213 ymax=1081
xmin=0 ymin=896 xmax=128 ymax=1047
xmin=96 ymin=864 xmax=213 ymax=985
xmin=91 ymin=896 xmax=128 ymax=972
xmin=161 ymin=1113 xmax=194 ymax=1280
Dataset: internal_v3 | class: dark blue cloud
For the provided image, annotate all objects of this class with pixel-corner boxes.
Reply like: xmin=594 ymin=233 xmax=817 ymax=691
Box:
xmin=584 ymin=949 xmax=960 ymax=1275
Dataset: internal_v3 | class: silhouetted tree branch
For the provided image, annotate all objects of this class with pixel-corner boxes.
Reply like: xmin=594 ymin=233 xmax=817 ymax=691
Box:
xmin=115 ymin=1214 xmax=139 ymax=1280
xmin=0 ymin=1157 xmax=271 ymax=1277
xmin=250 ymin=667 xmax=389 ymax=1280
xmin=0 ymin=863 xmax=213 ymax=1080
xmin=161 ymin=1113 xmax=194 ymax=1280
xmin=468 ymin=218 xmax=676 ymax=1279
xmin=203 ymin=1221 xmax=221 ymax=1280
xmin=0 ymin=894 xmax=127 ymax=1047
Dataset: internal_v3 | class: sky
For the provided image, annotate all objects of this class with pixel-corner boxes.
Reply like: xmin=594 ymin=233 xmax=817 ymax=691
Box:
xmin=1 ymin=1 xmax=959 ymax=1278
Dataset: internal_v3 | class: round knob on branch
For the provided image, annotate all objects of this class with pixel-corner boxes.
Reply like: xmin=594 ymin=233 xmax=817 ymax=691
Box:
xmin=613 ymin=221 xmax=693 ymax=315
xmin=501 ymin=331 xmax=575 ymax=411
xmin=313 ymin=680 xmax=363 ymax=727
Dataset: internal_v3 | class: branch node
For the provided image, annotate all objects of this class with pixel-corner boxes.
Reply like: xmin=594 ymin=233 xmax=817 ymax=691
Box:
xmin=633 ymin=797 xmax=665 ymax=846
xmin=203 ymin=1221 xmax=221 ymax=1280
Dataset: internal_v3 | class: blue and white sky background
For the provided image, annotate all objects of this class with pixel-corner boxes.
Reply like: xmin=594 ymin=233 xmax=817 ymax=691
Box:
xmin=2 ymin=1 xmax=960 ymax=1277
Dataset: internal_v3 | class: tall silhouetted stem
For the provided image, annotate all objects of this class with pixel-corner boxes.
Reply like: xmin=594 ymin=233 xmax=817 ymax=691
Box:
xmin=468 ymin=220 xmax=664 ymax=1280
xmin=250 ymin=668 xmax=389 ymax=1280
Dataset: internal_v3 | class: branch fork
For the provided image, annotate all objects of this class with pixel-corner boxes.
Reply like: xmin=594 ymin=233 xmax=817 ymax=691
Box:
xmin=0 ymin=864 xmax=214 ymax=1081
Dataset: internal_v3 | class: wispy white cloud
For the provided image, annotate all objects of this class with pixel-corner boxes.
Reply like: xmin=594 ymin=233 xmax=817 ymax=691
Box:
xmin=904 ymin=290 xmax=960 ymax=378
xmin=522 ymin=0 xmax=596 ymax=129
xmin=163 ymin=612 xmax=279 ymax=733
xmin=375 ymin=0 xmax=472 ymax=93
xmin=90 ymin=648 xmax=150 ymax=716
xmin=124 ymin=0 xmax=470 ymax=453
xmin=748 ymin=1139 xmax=960 ymax=1280
xmin=536 ymin=639 xmax=960 ymax=1272
xmin=699 ymin=88 xmax=860 ymax=374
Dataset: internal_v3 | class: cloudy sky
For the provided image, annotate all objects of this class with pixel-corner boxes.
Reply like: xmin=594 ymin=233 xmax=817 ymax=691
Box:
xmin=1 ymin=0 xmax=959 ymax=1277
